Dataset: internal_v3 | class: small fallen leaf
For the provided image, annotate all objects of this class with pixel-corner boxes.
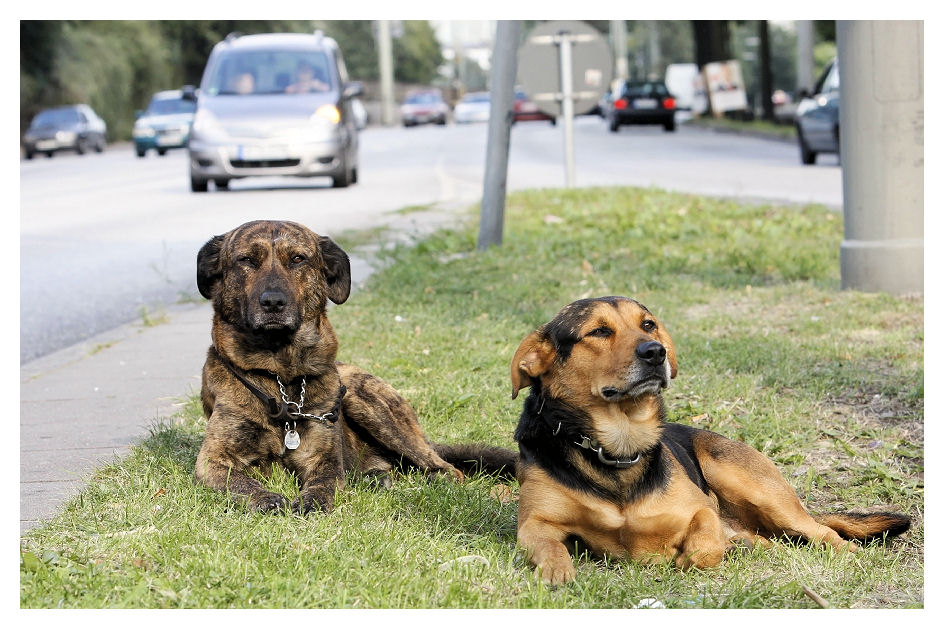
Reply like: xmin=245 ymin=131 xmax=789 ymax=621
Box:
xmin=489 ymin=484 xmax=516 ymax=504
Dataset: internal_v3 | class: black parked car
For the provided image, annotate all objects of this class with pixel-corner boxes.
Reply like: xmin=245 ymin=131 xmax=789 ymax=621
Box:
xmin=604 ymin=80 xmax=677 ymax=132
xmin=795 ymin=58 xmax=840 ymax=165
xmin=23 ymin=104 xmax=107 ymax=159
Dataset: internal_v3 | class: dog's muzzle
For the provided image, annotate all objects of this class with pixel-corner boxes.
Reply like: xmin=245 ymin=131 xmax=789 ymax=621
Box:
xmin=249 ymin=287 xmax=299 ymax=331
xmin=600 ymin=341 xmax=670 ymax=401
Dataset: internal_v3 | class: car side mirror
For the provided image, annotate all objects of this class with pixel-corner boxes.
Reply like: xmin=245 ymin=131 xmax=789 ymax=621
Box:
xmin=182 ymin=85 xmax=198 ymax=102
xmin=343 ymin=82 xmax=363 ymax=99
xmin=798 ymin=88 xmax=810 ymax=100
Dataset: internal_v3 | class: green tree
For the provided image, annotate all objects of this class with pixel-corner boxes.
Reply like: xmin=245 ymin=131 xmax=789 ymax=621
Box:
xmin=315 ymin=20 xmax=378 ymax=80
xmin=393 ymin=21 xmax=443 ymax=84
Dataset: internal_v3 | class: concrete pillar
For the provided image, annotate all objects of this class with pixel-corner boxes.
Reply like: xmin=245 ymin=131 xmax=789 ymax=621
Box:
xmin=838 ymin=21 xmax=923 ymax=295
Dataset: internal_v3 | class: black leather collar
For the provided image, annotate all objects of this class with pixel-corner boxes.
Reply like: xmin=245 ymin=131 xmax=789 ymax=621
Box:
xmin=215 ymin=350 xmax=345 ymax=427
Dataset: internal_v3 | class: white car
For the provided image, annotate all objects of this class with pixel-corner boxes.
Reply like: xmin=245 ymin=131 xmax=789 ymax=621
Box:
xmin=453 ymin=92 xmax=490 ymax=124
xmin=186 ymin=31 xmax=362 ymax=191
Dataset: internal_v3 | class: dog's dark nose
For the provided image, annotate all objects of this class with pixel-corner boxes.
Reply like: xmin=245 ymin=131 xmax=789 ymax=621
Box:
xmin=259 ymin=289 xmax=287 ymax=313
xmin=636 ymin=341 xmax=666 ymax=366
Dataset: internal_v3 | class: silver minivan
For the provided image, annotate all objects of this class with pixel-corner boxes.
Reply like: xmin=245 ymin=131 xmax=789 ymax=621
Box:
xmin=185 ymin=31 xmax=361 ymax=191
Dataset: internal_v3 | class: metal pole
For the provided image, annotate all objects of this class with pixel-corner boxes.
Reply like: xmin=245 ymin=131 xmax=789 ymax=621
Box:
xmin=838 ymin=20 xmax=923 ymax=295
xmin=477 ymin=20 xmax=521 ymax=250
xmin=611 ymin=20 xmax=628 ymax=81
xmin=795 ymin=20 xmax=815 ymax=96
xmin=378 ymin=20 xmax=395 ymax=126
xmin=559 ymin=33 xmax=575 ymax=188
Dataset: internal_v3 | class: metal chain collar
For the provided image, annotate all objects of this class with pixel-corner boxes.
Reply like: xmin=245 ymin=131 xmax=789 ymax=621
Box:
xmin=275 ymin=375 xmax=336 ymax=424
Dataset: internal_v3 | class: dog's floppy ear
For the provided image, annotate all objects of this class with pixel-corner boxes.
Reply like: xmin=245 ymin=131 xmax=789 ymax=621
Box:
xmin=196 ymin=235 xmax=224 ymax=300
xmin=511 ymin=329 xmax=555 ymax=399
xmin=319 ymin=236 xmax=351 ymax=305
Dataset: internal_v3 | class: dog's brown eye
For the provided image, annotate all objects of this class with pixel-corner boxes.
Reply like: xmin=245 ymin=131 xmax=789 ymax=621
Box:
xmin=586 ymin=326 xmax=613 ymax=339
xmin=641 ymin=320 xmax=657 ymax=332
xmin=291 ymin=254 xmax=307 ymax=265
xmin=238 ymin=256 xmax=256 ymax=268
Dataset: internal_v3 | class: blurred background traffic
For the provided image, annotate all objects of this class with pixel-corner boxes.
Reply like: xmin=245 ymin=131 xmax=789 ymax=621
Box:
xmin=20 ymin=20 xmax=841 ymax=168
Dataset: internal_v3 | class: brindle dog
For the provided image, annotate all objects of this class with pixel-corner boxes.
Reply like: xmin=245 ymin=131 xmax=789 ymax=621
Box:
xmin=511 ymin=296 xmax=910 ymax=584
xmin=195 ymin=220 xmax=513 ymax=514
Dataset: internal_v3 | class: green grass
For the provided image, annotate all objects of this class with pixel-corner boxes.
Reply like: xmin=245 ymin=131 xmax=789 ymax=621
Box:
xmin=20 ymin=187 xmax=923 ymax=608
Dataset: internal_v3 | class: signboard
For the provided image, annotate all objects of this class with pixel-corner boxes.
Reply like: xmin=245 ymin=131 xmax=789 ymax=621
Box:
xmin=703 ymin=60 xmax=748 ymax=115
xmin=516 ymin=21 xmax=613 ymax=117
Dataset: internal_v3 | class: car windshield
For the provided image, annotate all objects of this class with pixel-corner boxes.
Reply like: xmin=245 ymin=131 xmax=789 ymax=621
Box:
xmin=147 ymin=98 xmax=196 ymax=116
xmin=204 ymin=50 xmax=334 ymax=96
xmin=32 ymin=108 xmax=80 ymax=126
xmin=406 ymin=92 xmax=441 ymax=104
xmin=622 ymin=82 xmax=670 ymax=98
xmin=462 ymin=93 xmax=489 ymax=103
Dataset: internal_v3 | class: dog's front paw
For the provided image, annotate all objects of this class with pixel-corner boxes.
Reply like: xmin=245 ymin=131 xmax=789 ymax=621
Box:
xmin=536 ymin=557 xmax=576 ymax=585
xmin=249 ymin=492 xmax=289 ymax=513
xmin=291 ymin=492 xmax=333 ymax=515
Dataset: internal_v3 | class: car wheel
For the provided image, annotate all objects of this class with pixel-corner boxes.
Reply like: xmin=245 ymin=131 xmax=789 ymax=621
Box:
xmin=75 ymin=138 xmax=87 ymax=155
xmin=136 ymin=148 xmax=146 ymax=158
xmin=214 ymin=179 xmax=230 ymax=190
xmin=608 ymin=116 xmax=620 ymax=133
xmin=25 ymin=150 xmax=34 ymax=160
xmin=332 ymin=168 xmax=351 ymax=188
xmin=190 ymin=175 xmax=209 ymax=192
xmin=351 ymin=167 xmax=358 ymax=184
xmin=663 ymin=118 xmax=676 ymax=132
xmin=797 ymin=126 xmax=816 ymax=165
xmin=158 ymin=149 xmax=167 ymax=156
xmin=45 ymin=152 xmax=54 ymax=158
xmin=95 ymin=137 xmax=105 ymax=152
xmin=549 ymin=118 xmax=557 ymax=126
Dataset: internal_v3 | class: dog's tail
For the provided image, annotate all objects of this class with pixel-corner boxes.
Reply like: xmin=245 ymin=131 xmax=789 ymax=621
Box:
xmin=433 ymin=443 xmax=518 ymax=479
xmin=816 ymin=511 xmax=911 ymax=542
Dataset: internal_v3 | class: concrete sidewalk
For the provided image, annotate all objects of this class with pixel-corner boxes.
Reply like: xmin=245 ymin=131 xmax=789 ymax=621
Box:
xmin=20 ymin=302 xmax=212 ymax=532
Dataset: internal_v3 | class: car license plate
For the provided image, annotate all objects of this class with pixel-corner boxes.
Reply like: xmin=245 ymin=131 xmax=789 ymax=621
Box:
xmin=237 ymin=145 xmax=287 ymax=160
xmin=35 ymin=140 xmax=57 ymax=150
xmin=157 ymin=133 xmax=183 ymax=146
xmin=633 ymin=98 xmax=657 ymax=109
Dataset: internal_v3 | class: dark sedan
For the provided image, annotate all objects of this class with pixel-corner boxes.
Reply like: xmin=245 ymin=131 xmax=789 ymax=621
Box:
xmin=23 ymin=104 xmax=107 ymax=159
xmin=795 ymin=59 xmax=840 ymax=165
xmin=604 ymin=80 xmax=676 ymax=132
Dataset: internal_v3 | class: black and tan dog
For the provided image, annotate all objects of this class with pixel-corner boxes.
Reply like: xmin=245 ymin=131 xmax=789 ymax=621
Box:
xmin=511 ymin=296 xmax=910 ymax=584
xmin=195 ymin=220 xmax=513 ymax=514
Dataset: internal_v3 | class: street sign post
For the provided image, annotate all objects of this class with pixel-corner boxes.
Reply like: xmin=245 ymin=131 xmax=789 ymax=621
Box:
xmin=517 ymin=21 xmax=613 ymax=187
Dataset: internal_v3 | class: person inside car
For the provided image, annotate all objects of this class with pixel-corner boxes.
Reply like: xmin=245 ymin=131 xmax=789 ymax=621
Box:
xmin=285 ymin=60 xmax=329 ymax=93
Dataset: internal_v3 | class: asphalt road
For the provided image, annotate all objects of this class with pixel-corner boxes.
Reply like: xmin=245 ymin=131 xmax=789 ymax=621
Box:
xmin=19 ymin=116 xmax=841 ymax=363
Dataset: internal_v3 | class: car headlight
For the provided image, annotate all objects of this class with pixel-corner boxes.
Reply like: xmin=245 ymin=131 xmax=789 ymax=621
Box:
xmin=190 ymin=108 xmax=227 ymax=140
xmin=311 ymin=105 xmax=340 ymax=125
xmin=133 ymin=122 xmax=156 ymax=138
xmin=56 ymin=130 xmax=77 ymax=143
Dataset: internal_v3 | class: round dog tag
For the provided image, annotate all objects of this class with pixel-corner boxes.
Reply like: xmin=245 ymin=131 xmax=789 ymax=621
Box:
xmin=284 ymin=430 xmax=300 ymax=450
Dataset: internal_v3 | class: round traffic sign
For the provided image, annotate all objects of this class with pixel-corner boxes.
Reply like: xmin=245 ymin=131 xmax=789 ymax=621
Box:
xmin=516 ymin=21 xmax=613 ymax=116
